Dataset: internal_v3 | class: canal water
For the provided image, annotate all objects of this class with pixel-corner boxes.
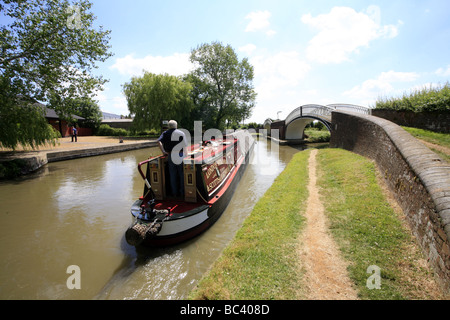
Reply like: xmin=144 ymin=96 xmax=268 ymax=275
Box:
xmin=0 ymin=138 xmax=304 ymax=299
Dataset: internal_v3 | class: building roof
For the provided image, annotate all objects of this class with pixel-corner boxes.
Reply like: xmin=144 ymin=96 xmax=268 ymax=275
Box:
xmin=44 ymin=107 xmax=84 ymax=120
xmin=101 ymin=111 xmax=122 ymax=119
xmin=31 ymin=102 xmax=84 ymax=120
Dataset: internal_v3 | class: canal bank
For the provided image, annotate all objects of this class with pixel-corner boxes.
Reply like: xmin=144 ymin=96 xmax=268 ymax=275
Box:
xmin=190 ymin=148 xmax=446 ymax=300
xmin=0 ymin=136 xmax=158 ymax=178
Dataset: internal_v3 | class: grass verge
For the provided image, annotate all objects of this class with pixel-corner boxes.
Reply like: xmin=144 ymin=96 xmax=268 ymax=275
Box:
xmin=401 ymin=126 xmax=450 ymax=162
xmin=189 ymin=150 xmax=311 ymax=300
xmin=316 ymin=149 xmax=443 ymax=300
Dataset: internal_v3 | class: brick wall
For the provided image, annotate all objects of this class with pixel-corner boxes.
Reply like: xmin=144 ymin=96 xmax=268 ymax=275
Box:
xmin=48 ymin=119 xmax=92 ymax=137
xmin=269 ymin=120 xmax=286 ymax=140
xmin=372 ymin=109 xmax=450 ymax=133
xmin=330 ymin=110 xmax=450 ymax=293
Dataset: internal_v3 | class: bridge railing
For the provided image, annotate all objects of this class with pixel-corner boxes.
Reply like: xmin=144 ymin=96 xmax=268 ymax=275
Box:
xmin=285 ymin=104 xmax=371 ymax=125
xmin=285 ymin=104 xmax=334 ymax=125
xmin=327 ymin=104 xmax=371 ymax=115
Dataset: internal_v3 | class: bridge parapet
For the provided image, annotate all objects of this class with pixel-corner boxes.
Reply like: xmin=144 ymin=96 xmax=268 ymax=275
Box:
xmin=285 ymin=104 xmax=334 ymax=125
xmin=285 ymin=104 xmax=370 ymax=126
xmin=327 ymin=104 xmax=371 ymax=115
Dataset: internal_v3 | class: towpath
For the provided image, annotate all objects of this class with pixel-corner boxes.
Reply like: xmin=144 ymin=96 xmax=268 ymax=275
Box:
xmin=298 ymin=149 xmax=358 ymax=300
xmin=0 ymin=136 xmax=157 ymax=154
xmin=0 ymin=136 xmax=158 ymax=176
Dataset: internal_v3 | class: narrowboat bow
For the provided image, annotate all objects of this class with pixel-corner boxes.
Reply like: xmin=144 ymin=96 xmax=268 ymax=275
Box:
xmin=125 ymin=130 xmax=255 ymax=247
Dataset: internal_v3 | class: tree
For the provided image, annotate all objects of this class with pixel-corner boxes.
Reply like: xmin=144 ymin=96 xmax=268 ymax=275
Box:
xmin=188 ymin=42 xmax=256 ymax=130
xmin=69 ymin=96 xmax=102 ymax=130
xmin=0 ymin=0 xmax=112 ymax=149
xmin=123 ymin=72 xmax=194 ymax=131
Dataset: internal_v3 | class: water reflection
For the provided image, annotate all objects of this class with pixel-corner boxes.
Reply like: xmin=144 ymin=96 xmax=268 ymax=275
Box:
xmin=0 ymin=138 xmax=303 ymax=300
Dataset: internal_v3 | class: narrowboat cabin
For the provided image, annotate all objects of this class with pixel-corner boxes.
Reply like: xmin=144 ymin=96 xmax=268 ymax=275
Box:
xmin=125 ymin=130 xmax=255 ymax=247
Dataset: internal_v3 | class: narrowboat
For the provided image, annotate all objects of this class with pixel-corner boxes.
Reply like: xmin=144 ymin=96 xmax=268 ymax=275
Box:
xmin=125 ymin=130 xmax=255 ymax=247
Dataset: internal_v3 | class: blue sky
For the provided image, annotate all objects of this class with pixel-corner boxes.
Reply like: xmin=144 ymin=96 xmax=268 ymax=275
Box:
xmin=89 ymin=0 xmax=450 ymax=124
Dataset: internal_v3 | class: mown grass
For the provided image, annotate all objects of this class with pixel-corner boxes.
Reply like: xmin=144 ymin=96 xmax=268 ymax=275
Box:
xmin=402 ymin=126 xmax=450 ymax=162
xmin=189 ymin=150 xmax=311 ymax=300
xmin=317 ymin=149 xmax=443 ymax=300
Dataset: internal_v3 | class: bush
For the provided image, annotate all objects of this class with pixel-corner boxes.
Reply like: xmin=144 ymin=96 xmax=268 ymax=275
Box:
xmin=96 ymin=124 xmax=128 ymax=137
xmin=247 ymin=122 xmax=261 ymax=129
xmin=304 ymin=128 xmax=330 ymax=143
xmin=375 ymin=82 xmax=450 ymax=112
xmin=0 ymin=159 xmax=27 ymax=179
xmin=133 ymin=129 xmax=160 ymax=137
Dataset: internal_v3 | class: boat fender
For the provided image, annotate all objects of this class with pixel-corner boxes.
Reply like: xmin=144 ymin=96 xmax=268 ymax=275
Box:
xmin=146 ymin=222 xmax=162 ymax=238
xmin=125 ymin=220 xmax=163 ymax=246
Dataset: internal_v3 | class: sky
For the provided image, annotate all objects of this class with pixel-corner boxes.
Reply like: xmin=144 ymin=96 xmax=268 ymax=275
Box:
xmin=88 ymin=0 xmax=450 ymax=124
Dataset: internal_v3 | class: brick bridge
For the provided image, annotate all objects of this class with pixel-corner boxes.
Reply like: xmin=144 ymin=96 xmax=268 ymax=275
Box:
xmin=263 ymin=104 xmax=371 ymax=141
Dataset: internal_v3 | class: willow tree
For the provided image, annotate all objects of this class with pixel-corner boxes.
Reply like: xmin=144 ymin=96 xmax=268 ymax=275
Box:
xmin=123 ymin=72 xmax=194 ymax=131
xmin=0 ymin=0 xmax=112 ymax=149
xmin=188 ymin=42 xmax=256 ymax=130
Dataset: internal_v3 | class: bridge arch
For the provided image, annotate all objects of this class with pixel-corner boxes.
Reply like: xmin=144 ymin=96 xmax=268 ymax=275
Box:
xmin=264 ymin=103 xmax=370 ymax=141
xmin=284 ymin=104 xmax=334 ymax=140
xmin=285 ymin=116 xmax=331 ymax=140
xmin=263 ymin=119 xmax=272 ymax=132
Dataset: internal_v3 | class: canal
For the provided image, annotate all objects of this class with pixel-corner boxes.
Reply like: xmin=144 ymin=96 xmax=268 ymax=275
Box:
xmin=0 ymin=138 xmax=305 ymax=299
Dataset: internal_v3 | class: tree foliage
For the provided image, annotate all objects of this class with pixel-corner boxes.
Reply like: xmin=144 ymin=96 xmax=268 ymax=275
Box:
xmin=123 ymin=42 xmax=256 ymax=132
xmin=0 ymin=100 xmax=60 ymax=149
xmin=123 ymin=72 xmax=193 ymax=131
xmin=68 ymin=96 xmax=102 ymax=129
xmin=0 ymin=0 xmax=112 ymax=149
xmin=188 ymin=42 xmax=256 ymax=130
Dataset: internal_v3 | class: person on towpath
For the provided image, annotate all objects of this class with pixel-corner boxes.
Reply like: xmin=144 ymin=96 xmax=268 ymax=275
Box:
xmin=71 ymin=126 xmax=78 ymax=142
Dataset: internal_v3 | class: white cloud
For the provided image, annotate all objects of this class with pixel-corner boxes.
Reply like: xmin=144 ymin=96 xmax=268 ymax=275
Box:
xmin=302 ymin=6 xmax=400 ymax=64
xmin=245 ymin=10 xmax=276 ymax=36
xmin=248 ymin=51 xmax=311 ymax=121
xmin=108 ymin=95 xmax=128 ymax=116
xmin=96 ymin=94 xmax=129 ymax=116
xmin=110 ymin=53 xmax=193 ymax=77
xmin=251 ymin=51 xmax=311 ymax=101
xmin=378 ymin=70 xmax=419 ymax=82
xmin=436 ymin=65 xmax=450 ymax=77
xmin=265 ymin=29 xmax=277 ymax=37
xmin=343 ymin=71 xmax=419 ymax=105
xmin=245 ymin=10 xmax=271 ymax=31
xmin=238 ymin=44 xmax=257 ymax=56
xmin=94 ymin=86 xmax=129 ymax=115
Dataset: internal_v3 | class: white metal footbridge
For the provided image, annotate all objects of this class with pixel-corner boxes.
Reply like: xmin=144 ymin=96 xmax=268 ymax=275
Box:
xmin=264 ymin=104 xmax=371 ymax=140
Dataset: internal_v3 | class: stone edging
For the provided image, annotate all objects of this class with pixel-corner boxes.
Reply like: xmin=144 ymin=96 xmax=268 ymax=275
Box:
xmin=45 ymin=141 xmax=157 ymax=162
